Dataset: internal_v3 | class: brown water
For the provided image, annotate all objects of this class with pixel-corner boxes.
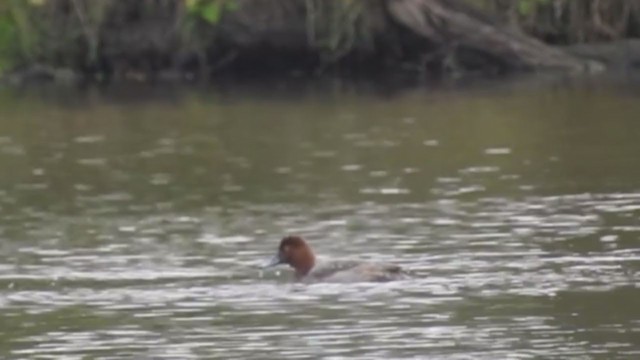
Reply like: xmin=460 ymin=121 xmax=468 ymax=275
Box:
xmin=0 ymin=79 xmax=639 ymax=359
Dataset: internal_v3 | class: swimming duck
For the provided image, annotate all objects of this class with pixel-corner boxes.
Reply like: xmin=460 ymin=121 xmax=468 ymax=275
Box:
xmin=266 ymin=235 xmax=408 ymax=282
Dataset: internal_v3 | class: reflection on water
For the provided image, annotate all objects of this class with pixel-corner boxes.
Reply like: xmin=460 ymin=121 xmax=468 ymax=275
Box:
xmin=0 ymin=79 xmax=639 ymax=359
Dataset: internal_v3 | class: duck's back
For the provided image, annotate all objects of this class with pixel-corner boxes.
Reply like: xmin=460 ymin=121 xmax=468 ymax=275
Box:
xmin=305 ymin=260 xmax=407 ymax=282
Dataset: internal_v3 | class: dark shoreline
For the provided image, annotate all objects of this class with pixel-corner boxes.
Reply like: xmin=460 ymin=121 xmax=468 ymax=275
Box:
xmin=9 ymin=0 xmax=640 ymax=87
xmin=5 ymin=69 xmax=640 ymax=109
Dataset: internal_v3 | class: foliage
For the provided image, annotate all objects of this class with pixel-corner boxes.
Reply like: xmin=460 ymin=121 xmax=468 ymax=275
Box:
xmin=0 ymin=0 xmax=44 ymax=71
xmin=465 ymin=0 xmax=639 ymax=42
xmin=185 ymin=0 xmax=238 ymax=24
xmin=305 ymin=0 xmax=372 ymax=63
xmin=0 ymin=0 xmax=638 ymax=78
xmin=516 ymin=0 xmax=551 ymax=16
xmin=0 ymin=16 xmax=14 ymax=71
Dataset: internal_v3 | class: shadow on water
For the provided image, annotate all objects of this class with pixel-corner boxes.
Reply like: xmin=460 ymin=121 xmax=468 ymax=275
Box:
xmin=0 ymin=75 xmax=639 ymax=359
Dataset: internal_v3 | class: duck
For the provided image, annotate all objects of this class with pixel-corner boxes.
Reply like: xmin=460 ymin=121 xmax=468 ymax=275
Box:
xmin=266 ymin=235 xmax=408 ymax=282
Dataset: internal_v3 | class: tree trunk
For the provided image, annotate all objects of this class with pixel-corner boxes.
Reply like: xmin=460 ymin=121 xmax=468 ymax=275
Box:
xmin=386 ymin=0 xmax=603 ymax=72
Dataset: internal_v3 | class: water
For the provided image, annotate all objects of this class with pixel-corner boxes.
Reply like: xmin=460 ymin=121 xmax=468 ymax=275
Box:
xmin=0 ymin=78 xmax=639 ymax=359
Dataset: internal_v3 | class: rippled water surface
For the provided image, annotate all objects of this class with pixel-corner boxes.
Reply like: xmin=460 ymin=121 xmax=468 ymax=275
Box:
xmin=0 ymin=79 xmax=639 ymax=359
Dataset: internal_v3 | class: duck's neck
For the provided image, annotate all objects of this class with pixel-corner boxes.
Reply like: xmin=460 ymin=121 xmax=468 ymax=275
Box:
xmin=293 ymin=252 xmax=315 ymax=279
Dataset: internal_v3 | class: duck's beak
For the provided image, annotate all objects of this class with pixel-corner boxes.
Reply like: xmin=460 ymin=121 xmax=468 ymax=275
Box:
xmin=265 ymin=253 xmax=283 ymax=268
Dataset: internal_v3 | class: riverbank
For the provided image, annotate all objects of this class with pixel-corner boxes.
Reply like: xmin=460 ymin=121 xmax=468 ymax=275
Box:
xmin=1 ymin=0 xmax=639 ymax=85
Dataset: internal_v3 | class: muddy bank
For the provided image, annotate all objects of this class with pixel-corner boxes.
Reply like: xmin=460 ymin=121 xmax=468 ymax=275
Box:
xmin=2 ymin=0 xmax=638 ymax=85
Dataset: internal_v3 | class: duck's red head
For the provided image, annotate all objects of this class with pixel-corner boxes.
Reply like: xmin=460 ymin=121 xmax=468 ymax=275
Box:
xmin=267 ymin=236 xmax=316 ymax=278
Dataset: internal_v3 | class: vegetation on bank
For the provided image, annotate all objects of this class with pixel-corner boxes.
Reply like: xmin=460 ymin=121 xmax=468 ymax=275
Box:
xmin=0 ymin=0 xmax=638 ymax=83
xmin=470 ymin=0 xmax=640 ymax=43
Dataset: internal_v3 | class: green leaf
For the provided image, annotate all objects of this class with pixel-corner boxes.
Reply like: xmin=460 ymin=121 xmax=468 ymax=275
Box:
xmin=517 ymin=0 xmax=552 ymax=16
xmin=185 ymin=0 xmax=199 ymax=13
xmin=201 ymin=2 xmax=222 ymax=24
xmin=517 ymin=0 xmax=535 ymax=16
xmin=28 ymin=0 xmax=46 ymax=6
